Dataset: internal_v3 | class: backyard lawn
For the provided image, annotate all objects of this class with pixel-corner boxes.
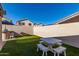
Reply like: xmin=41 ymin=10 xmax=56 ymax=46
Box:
xmin=0 ymin=35 xmax=79 ymax=56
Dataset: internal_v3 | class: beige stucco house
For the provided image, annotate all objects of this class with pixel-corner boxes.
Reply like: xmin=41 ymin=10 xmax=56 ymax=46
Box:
xmin=16 ymin=19 xmax=33 ymax=26
xmin=2 ymin=19 xmax=33 ymax=41
xmin=1 ymin=3 xmax=33 ymax=41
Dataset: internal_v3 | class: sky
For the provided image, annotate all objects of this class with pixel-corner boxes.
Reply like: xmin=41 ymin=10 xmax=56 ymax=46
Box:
xmin=2 ymin=3 xmax=79 ymax=25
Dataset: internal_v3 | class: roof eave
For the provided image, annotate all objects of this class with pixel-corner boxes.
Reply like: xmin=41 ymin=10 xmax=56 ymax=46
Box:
xmin=54 ymin=11 xmax=79 ymax=24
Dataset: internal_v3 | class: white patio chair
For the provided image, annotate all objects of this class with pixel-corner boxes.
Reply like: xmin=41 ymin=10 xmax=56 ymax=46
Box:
xmin=53 ymin=46 xmax=66 ymax=56
xmin=37 ymin=44 xmax=49 ymax=56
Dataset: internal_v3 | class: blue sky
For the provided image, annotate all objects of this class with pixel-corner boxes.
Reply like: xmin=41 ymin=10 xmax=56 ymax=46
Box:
xmin=2 ymin=3 xmax=79 ymax=25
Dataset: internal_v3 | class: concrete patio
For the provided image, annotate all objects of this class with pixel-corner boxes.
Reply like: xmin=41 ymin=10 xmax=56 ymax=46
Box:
xmin=56 ymin=35 xmax=79 ymax=48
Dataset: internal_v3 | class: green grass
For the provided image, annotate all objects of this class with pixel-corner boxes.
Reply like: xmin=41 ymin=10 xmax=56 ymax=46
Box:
xmin=0 ymin=35 xmax=79 ymax=56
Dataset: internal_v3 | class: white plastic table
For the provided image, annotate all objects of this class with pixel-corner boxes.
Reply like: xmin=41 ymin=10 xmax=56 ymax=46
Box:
xmin=40 ymin=38 xmax=64 ymax=55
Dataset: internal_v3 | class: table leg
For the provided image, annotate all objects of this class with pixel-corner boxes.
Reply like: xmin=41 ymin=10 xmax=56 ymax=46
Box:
xmin=42 ymin=51 xmax=44 ymax=56
xmin=64 ymin=50 xmax=66 ymax=56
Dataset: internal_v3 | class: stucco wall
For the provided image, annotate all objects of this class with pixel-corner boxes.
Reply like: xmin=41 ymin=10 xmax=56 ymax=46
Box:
xmin=34 ymin=22 xmax=79 ymax=37
xmin=0 ymin=18 xmax=5 ymax=50
xmin=0 ymin=22 xmax=2 ymax=40
xmin=2 ymin=24 xmax=33 ymax=35
xmin=0 ymin=18 xmax=2 ymax=44
xmin=2 ymin=33 xmax=5 ymax=41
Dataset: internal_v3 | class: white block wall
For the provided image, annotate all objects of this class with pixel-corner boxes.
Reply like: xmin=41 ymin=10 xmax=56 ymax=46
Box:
xmin=34 ymin=22 xmax=79 ymax=37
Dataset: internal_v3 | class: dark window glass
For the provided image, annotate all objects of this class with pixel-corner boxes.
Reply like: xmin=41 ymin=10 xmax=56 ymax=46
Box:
xmin=29 ymin=23 xmax=32 ymax=26
xmin=22 ymin=23 xmax=25 ymax=25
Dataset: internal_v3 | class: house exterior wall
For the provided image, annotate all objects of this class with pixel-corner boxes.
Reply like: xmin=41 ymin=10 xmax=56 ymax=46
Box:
xmin=0 ymin=4 xmax=5 ymax=50
xmin=2 ymin=33 xmax=5 ymax=41
xmin=34 ymin=22 xmax=79 ymax=38
xmin=16 ymin=20 xmax=33 ymax=26
xmin=0 ymin=20 xmax=2 ymax=41
xmin=0 ymin=20 xmax=1 ymax=40
xmin=2 ymin=24 xmax=33 ymax=41
xmin=2 ymin=24 xmax=33 ymax=39
xmin=0 ymin=4 xmax=3 ymax=41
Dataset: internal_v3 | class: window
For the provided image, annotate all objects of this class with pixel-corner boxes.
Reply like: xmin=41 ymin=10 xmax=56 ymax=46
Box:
xmin=19 ymin=22 xmax=21 ymax=25
xmin=29 ymin=23 xmax=32 ymax=26
xmin=22 ymin=22 xmax=25 ymax=25
xmin=19 ymin=22 xmax=25 ymax=25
